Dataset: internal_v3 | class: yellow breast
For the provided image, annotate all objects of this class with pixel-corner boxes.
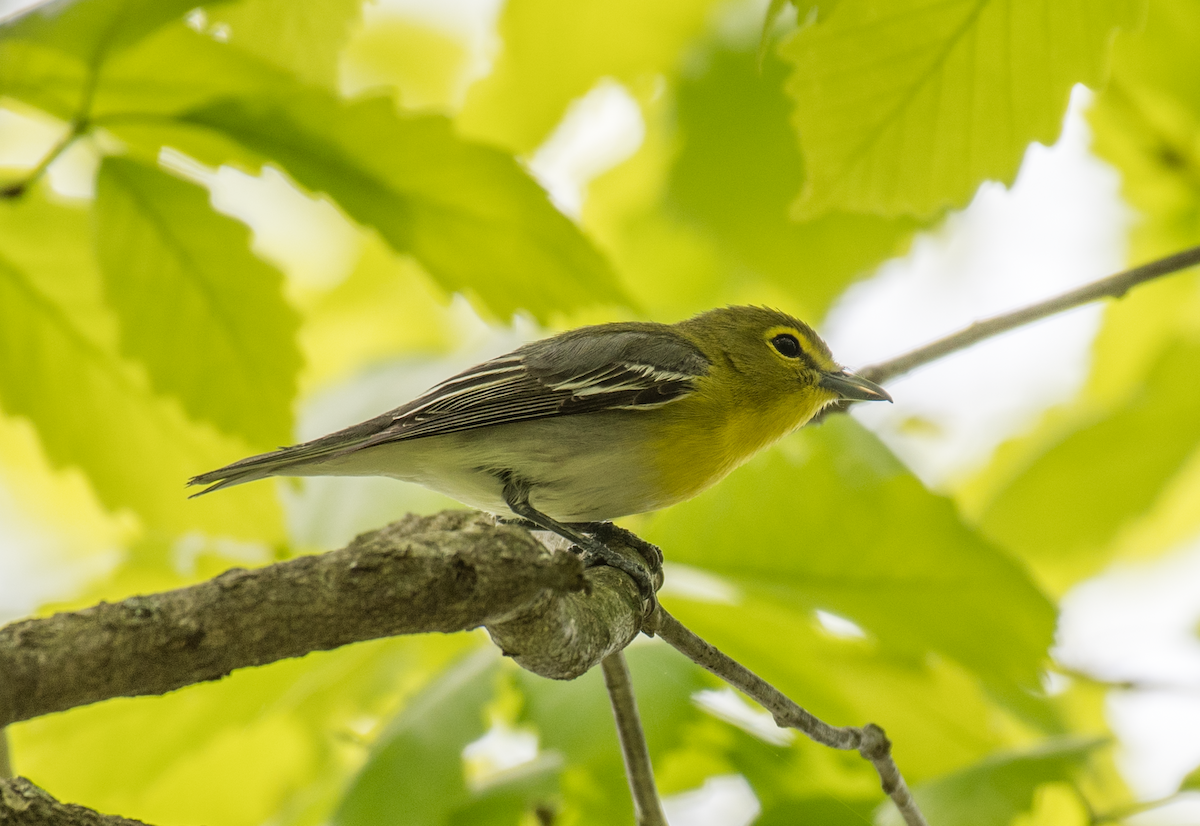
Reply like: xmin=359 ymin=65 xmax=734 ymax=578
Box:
xmin=646 ymin=380 xmax=831 ymax=508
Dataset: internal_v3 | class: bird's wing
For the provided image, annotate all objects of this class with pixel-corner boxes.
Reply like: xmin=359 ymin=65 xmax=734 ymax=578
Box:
xmin=188 ymin=326 xmax=709 ymax=494
xmin=348 ymin=325 xmax=711 ymax=449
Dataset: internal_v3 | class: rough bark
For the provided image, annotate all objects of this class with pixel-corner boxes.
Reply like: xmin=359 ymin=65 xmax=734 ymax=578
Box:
xmin=0 ymin=511 xmax=650 ymax=727
xmin=0 ymin=778 xmax=150 ymax=826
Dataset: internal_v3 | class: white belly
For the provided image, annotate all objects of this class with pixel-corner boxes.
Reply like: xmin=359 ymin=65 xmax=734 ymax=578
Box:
xmin=292 ymin=414 xmax=661 ymax=522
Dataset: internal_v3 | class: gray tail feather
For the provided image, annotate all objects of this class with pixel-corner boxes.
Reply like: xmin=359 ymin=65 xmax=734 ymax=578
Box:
xmin=188 ymin=411 xmax=397 ymax=497
xmin=187 ymin=448 xmax=299 ymax=497
xmin=187 ymin=438 xmax=360 ymax=497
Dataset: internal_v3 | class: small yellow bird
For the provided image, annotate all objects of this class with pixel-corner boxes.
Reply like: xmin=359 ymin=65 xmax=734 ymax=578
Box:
xmin=190 ymin=306 xmax=890 ymax=601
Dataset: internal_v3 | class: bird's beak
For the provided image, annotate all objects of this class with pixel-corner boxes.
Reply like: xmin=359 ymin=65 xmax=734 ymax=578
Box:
xmin=818 ymin=369 xmax=893 ymax=402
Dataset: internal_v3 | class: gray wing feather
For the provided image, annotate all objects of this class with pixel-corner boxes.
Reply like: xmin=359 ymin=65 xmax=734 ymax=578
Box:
xmin=188 ymin=324 xmax=709 ymax=494
xmin=352 ymin=323 xmax=710 ymax=448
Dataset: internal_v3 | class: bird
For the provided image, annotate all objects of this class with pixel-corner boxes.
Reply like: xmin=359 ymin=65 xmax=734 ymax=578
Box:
xmin=189 ymin=306 xmax=891 ymax=605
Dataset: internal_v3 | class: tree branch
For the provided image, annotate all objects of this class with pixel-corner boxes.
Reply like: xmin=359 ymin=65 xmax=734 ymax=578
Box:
xmin=0 ymin=777 xmax=152 ymax=826
xmin=862 ymin=244 xmax=1200 ymax=384
xmin=0 ymin=511 xmax=651 ymax=728
xmin=11 ymin=245 xmax=1197 ymax=822
xmin=651 ymin=608 xmax=929 ymax=826
xmin=602 ymin=651 xmax=667 ymax=826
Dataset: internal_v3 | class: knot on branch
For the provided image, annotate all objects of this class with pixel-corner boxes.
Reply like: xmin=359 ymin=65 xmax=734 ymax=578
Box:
xmin=857 ymin=723 xmax=892 ymax=761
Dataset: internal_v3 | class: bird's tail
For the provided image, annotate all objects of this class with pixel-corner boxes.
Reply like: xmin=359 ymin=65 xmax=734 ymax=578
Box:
xmin=188 ymin=411 xmax=397 ymax=496
xmin=187 ymin=446 xmax=306 ymax=497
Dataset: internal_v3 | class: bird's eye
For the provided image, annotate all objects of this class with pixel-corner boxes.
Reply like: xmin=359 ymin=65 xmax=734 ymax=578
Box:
xmin=771 ymin=334 xmax=802 ymax=358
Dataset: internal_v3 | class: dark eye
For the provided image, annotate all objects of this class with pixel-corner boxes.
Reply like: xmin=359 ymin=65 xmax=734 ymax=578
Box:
xmin=771 ymin=333 xmax=801 ymax=358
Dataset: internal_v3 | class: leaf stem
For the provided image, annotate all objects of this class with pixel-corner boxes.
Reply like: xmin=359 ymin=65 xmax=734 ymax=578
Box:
xmin=0 ymin=119 xmax=87 ymax=199
xmin=602 ymin=651 xmax=668 ymax=826
xmin=652 ymin=607 xmax=930 ymax=826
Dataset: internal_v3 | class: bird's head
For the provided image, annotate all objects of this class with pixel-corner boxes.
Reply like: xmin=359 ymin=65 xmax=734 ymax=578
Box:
xmin=681 ymin=306 xmax=892 ymax=410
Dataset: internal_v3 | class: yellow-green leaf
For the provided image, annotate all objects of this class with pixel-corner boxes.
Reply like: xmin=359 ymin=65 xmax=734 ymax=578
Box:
xmin=95 ymin=156 xmax=301 ymax=448
xmin=0 ymin=189 xmax=281 ymax=537
xmin=182 ymin=90 xmax=624 ymax=319
xmin=782 ymin=0 xmax=1142 ymax=219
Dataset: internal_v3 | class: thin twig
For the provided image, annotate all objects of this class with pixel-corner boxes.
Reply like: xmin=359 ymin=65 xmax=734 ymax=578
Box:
xmin=651 ymin=608 xmax=929 ymax=826
xmin=602 ymin=651 xmax=668 ymax=826
xmin=859 ymin=244 xmax=1200 ymax=385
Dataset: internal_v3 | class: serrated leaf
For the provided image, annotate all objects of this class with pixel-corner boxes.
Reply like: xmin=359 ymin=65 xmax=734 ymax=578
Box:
xmin=95 ymin=156 xmax=301 ymax=448
xmin=782 ymin=0 xmax=1142 ymax=219
xmin=877 ymin=737 xmax=1102 ymax=826
xmin=648 ymin=415 xmax=1056 ymax=696
xmin=181 ymin=90 xmax=623 ymax=319
xmin=0 ymin=188 xmax=281 ymax=537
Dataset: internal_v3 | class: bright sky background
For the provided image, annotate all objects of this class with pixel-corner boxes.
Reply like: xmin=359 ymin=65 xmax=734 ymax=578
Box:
xmin=1 ymin=1 xmax=1198 ymax=823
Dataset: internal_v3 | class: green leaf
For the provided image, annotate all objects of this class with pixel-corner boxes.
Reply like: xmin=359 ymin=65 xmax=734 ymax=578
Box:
xmin=649 ymin=415 xmax=1056 ymax=696
xmin=514 ymin=643 xmax=710 ymax=823
xmin=0 ymin=188 xmax=281 ymax=537
xmin=758 ymin=798 xmax=877 ymax=826
xmin=457 ymin=0 xmax=718 ymax=152
xmin=757 ymin=0 xmax=794 ymax=68
xmin=665 ymin=596 xmax=1006 ymax=780
xmin=979 ymin=340 xmax=1200 ymax=578
xmin=1089 ymin=0 xmax=1200 ymax=260
xmin=95 ymin=157 xmax=301 ymax=448
xmin=1179 ymin=760 xmax=1200 ymax=793
xmin=0 ymin=0 xmax=202 ymax=121
xmin=781 ymin=0 xmax=1142 ymax=219
xmin=877 ymin=737 xmax=1103 ymax=826
xmin=208 ymin=0 xmax=363 ymax=89
xmin=668 ymin=45 xmax=919 ymax=319
xmin=0 ymin=0 xmax=199 ymax=64
xmin=334 ymin=649 xmax=557 ymax=826
xmin=181 ymin=90 xmax=624 ymax=319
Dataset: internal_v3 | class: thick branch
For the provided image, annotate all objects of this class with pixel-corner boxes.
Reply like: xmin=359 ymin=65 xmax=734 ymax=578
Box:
xmin=0 ymin=777 xmax=151 ymax=826
xmin=652 ymin=608 xmax=929 ymax=826
xmin=603 ymin=652 xmax=667 ymax=826
xmin=0 ymin=511 xmax=649 ymax=728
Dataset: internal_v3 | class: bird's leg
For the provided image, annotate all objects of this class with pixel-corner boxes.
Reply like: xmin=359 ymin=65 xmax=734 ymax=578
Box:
xmin=502 ymin=479 xmax=658 ymax=613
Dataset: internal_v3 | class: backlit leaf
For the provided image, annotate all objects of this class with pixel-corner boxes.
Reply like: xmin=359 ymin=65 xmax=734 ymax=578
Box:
xmin=458 ymin=0 xmax=717 ymax=152
xmin=182 ymin=90 xmax=624 ymax=319
xmin=782 ymin=0 xmax=1141 ymax=219
xmin=95 ymin=156 xmax=301 ymax=448
xmin=648 ymin=415 xmax=1056 ymax=697
xmin=0 ymin=188 xmax=281 ymax=537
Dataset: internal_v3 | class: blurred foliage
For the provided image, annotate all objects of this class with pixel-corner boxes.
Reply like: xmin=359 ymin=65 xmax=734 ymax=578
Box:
xmin=1 ymin=0 xmax=1198 ymax=824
